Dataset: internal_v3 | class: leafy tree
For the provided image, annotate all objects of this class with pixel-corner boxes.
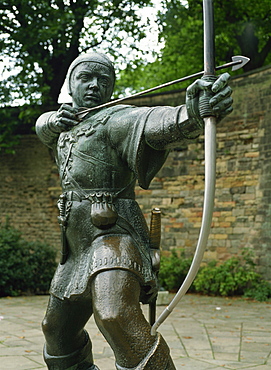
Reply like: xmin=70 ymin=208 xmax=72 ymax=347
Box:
xmin=117 ymin=0 xmax=271 ymax=95
xmin=0 ymin=0 xmax=152 ymax=106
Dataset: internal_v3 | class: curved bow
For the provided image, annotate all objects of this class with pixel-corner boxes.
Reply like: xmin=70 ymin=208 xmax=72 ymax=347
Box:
xmin=151 ymin=0 xmax=217 ymax=336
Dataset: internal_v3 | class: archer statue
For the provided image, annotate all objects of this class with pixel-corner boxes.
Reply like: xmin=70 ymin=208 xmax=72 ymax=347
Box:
xmin=36 ymin=51 xmax=233 ymax=370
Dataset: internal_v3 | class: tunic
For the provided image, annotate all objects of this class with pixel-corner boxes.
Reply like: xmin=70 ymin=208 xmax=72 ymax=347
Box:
xmin=36 ymin=104 xmax=201 ymax=302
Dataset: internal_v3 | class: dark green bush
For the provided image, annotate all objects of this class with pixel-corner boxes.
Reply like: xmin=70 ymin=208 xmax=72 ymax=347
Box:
xmin=243 ymin=280 xmax=271 ymax=302
xmin=0 ymin=221 xmax=57 ymax=297
xmin=158 ymin=248 xmax=271 ymax=301
xmin=193 ymin=249 xmax=271 ymax=301
xmin=158 ymin=250 xmax=193 ymax=291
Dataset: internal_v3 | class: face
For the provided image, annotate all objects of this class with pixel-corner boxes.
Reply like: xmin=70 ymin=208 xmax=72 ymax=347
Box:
xmin=70 ymin=62 xmax=114 ymax=108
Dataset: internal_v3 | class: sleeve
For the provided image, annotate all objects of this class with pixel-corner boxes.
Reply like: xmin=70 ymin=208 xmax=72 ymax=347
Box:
xmin=35 ymin=111 xmax=59 ymax=148
xmin=144 ymin=105 xmax=203 ymax=151
xmin=108 ymin=104 xmax=202 ymax=189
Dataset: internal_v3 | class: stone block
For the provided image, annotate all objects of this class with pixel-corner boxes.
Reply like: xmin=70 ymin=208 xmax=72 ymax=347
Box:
xmin=156 ymin=291 xmax=171 ymax=306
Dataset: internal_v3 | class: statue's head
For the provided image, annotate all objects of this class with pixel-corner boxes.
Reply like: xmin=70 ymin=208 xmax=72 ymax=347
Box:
xmin=67 ymin=52 xmax=116 ymax=108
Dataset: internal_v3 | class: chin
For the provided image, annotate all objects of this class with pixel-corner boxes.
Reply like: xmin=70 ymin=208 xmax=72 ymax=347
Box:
xmin=84 ymin=99 xmax=101 ymax=108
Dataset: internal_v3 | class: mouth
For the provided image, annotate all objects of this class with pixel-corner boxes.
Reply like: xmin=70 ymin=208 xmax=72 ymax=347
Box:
xmin=84 ymin=94 xmax=100 ymax=102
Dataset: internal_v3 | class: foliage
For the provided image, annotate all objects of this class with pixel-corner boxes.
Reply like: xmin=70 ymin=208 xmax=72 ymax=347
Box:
xmin=117 ymin=0 xmax=271 ymax=95
xmin=158 ymin=249 xmax=193 ymax=291
xmin=244 ymin=280 xmax=271 ymax=302
xmin=0 ymin=105 xmax=42 ymax=154
xmin=0 ymin=0 xmax=152 ymax=106
xmin=158 ymin=249 xmax=271 ymax=301
xmin=193 ymin=249 xmax=271 ymax=301
xmin=0 ymin=221 xmax=57 ymax=297
xmin=0 ymin=107 xmax=21 ymax=154
xmin=213 ymin=0 xmax=271 ymax=71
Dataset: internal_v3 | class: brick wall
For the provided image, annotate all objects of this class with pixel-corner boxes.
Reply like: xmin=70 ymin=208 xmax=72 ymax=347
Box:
xmin=0 ymin=136 xmax=61 ymax=248
xmin=1 ymin=65 xmax=271 ymax=279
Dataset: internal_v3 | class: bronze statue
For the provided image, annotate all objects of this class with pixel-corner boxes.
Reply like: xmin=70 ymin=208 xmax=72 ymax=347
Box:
xmin=36 ymin=52 xmax=233 ymax=370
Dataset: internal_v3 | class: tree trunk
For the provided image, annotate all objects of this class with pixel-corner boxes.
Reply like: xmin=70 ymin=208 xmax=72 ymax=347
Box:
xmin=236 ymin=22 xmax=271 ymax=72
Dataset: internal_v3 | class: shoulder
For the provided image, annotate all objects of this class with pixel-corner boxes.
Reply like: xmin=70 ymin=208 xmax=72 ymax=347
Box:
xmin=100 ymin=104 xmax=152 ymax=119
xmin=83 ymin=104 xmax=151 ymax=129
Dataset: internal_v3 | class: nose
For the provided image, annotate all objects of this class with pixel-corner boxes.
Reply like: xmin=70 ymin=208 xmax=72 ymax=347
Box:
xmin=88 ymin=77 xmax=98 ymax=89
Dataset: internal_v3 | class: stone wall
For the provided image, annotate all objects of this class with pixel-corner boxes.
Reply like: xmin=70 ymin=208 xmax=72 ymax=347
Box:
xmin=1 ymin=65 xmax=271 ymax=279
xmin=0 ymin=136 xmax=61 ymax=248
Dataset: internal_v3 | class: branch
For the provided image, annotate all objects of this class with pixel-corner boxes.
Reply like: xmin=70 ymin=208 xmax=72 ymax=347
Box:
xmin=80 ymin=39 xmax=104 ymax=53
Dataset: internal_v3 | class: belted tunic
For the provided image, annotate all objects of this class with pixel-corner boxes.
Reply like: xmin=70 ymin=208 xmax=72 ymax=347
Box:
xmin=36 ymin=104 xmax=201 ymax=302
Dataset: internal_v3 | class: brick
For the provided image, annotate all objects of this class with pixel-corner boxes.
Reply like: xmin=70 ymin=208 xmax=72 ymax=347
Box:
xmin=244 ymin=151 xmax=259 ymax=158
xmin=213 ymin=234 xmax=228 ymax=240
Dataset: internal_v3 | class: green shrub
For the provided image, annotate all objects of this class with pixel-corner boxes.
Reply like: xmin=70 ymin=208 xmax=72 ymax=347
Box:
xmin=158 ymin=250 xmax=193 ymax=291
xmin=158 ymin=248 xmax=271 ymax=301
xmin=0 ymin=221 xmax=57 ymax=297
xmin=243 ymin=280 xmax=271 ymax=302
xmin=193 ymin=249 xmax=271 ymax=301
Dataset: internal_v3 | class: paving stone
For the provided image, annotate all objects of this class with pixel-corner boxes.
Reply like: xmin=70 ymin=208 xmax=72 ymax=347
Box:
xmin=1 ymin=294 xmax=271 ymax=369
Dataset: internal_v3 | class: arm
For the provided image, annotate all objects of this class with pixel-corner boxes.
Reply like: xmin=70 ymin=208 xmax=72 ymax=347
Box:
xmin=36 ymin=111 xmax=59 ymax=148
xmin=35 ymin=104 xmax=79 ymax=148
xmin=143 ymin=105 xmax=202 ymax=151
xmin=145 ymin=73 xmax=233 ymax=151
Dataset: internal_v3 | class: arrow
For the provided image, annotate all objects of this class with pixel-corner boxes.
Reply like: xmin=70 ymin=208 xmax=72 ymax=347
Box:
xmin=76 ymin=55 xmax=249 ymax=120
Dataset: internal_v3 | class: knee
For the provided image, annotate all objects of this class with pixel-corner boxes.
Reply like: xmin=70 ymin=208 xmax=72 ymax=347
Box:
xmin=42 ymin=316 xmax=56 ymax=340
xmin=94 ymin=298 xmax=143 ymax=337
xmin=42 ymin=317 xmax=49 ymax=335
xmin=42 ymin=308 xmax=67 ymax=342
xmin=94 ymin=305 xmax=123 ymax=334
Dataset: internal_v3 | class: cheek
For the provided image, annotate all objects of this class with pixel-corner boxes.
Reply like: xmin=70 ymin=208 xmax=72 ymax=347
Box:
xmin=101 ymin=86 xmax=108 ymax=95
xmin=74 ymin=84 xmax=87 ymax=98
xmin=102 ymin=86 xmax=112 ymax=99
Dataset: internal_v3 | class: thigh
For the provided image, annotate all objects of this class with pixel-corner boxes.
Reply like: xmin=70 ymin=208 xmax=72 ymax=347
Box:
xmin=91 ymin=270 xmax=156 ymax=367
xmin=44 ymin=294 xmax=93 ymax=328
xmin=42 ymin=294 xmax=93 ymax=354
xmin=92 ymin=269 xmax=141 ymax=317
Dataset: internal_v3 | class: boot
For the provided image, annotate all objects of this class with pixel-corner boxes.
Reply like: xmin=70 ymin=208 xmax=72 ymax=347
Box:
xmin=44 ymin=331 xmax=99 ymax=370
xmin=115 ymin=333 xmax=176 ymax=370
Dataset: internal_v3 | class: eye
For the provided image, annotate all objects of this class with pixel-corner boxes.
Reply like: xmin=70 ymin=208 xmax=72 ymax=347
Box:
xmin=80 ymin=75 xmax=89 ymax=82
xmin=76 ymin=73 xmax=89 ymax=82
xmin=99 ymin=77 xmax=109 ymax=87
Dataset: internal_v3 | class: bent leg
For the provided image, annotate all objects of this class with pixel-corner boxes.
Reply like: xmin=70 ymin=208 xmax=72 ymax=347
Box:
xmin=42 ymin=294 xmax=97 ymax=369
xmin=91 ymin=269 xmax=175 ymax=369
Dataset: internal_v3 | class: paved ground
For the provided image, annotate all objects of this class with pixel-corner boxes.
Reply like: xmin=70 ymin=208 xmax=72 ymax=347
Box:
xmin=0 ymin=294 xmax=271 ymax=369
